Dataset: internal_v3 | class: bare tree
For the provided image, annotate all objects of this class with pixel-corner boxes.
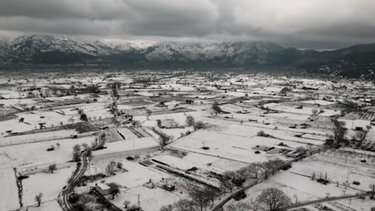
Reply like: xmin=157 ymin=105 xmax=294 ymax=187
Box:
xmin=212 ymin=101 xmax=222 ymax=114
xmin=220 ymin=171 xmax=236 ymax=191
xmin=257 ymin=130 xmax=269 ymax=137
xmin=173 ymin=199 xmax=196 ymax=211
xmin=72 ymin=144 xmax=81 ymax=162
xmin=106 ymin=160 xmax=117 ymax=175
xmin=255 ymin=188 xmax=291 ymax=211
xmin=370 ymin=184 xmax=375 ymax=199
xmin=107 ymin=182 xmax=121 ymax=199
xmin=82 ymin=143 xmax=90 ymax=151
xmin=117 ymin=162 xmax=123 ymax=170
xmin=151 ymin=127 xmax=171 ymax=147
xmin=186 ymin=115 xmax=195 ymax=127
xmin=124 ymin=200 xmax=131 ymax=208
xmin=194 ymin=121 xmax=206 ymax=130
xmin=35 ymin=193 xmax=43 ymax=207
xmin=188 ymin=186 xmax=219 ymax=211
xmin=331 ymin=118 xmax=348 ymax=146
xmin=237 ymin=163 xmax=261 ymax=180
xmin=160 ymin=204 xmax=173 ymax=211
xmin=48 ymin=164 xmax=57 ymax=173
xmin=225 ymin=201 xmax=254 ymax=211
xmin=262 ymin=159 xmax=286 ymax=178
xmin=146 ymin=109 xmax=152 ymax=120
xmin=86 ymin=149 xmax=93 ymax=161
xmin=295 ymin=146 xmax=307 ymax=155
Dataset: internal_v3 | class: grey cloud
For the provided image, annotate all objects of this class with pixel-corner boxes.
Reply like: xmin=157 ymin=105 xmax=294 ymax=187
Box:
xmin=0 ymin=0 xmax=374 ymax=49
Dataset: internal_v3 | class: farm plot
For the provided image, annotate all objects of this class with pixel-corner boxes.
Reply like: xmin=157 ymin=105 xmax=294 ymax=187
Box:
xmin=152 ymin=152 xmax=248 ymax=183
xmin=264 ymin=103 xmax=341 ymax=117
xmin=16 ymin=110 xmax=79 ymax=129
xmin=92 ymin=137 xmax=159 ymax=162
xmin=86 ymin=160 xmax=187 ymax=211
xmin=28 ymin=200 xmax=61 ymax=211
xmin=236 ymin=163 xmax=374 ymax=211
xmin=289 ymin=150 xmax=375 ymax=191
xmin=181 ymin=152 xmax=248 ymax=173
xmin=117 ymin=127 xmax=139 ymax=140
xmin=60 ymin=102 xmax=113 ymax=120
xmin=112 ymin=185 xmax=186 ymax=211
xmin=87 ymin=160 xmax=170 ymax=188
xmin=169 ymin=129 xmax=304 ymax=164
xmin=239 ymin=171 xmax=365 ymax=210
xmin=217 ymin=123 xmax=326 ymax=146
xmin=22 ymin=166 xmax=74 ymax=207
xmin=0 ymin=168 xmax=19 ymax=211
xmin=0 ymin=129 xmax=77 ymax=147
xmin=0 ymin=135 xmax=96 ymax=169
xmin=0 ymin=118 xmax=37 ymax=134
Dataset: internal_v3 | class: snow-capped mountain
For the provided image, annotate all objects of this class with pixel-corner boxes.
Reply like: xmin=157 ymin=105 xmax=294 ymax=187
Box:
xmin=0 ymin=35 xmax=291 ymax=65
xmin=143 ymin=42 xmax=285 ymax=64
xmin=1 ymin=35 xmax=375 ymax=79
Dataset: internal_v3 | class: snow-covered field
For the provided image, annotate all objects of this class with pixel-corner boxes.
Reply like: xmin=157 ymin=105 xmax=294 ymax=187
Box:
xmin=1 ymin=72 xmax=375 ymax=211
xmin=23 ymin=166 xmax=74 ymax=207
xmin=0 ymin=136 xmax=95 ymax=170
xmin=0 ymin=169 xmax=19 ymax=211
xmin=169 ymin=121 xmax=325 ymax=164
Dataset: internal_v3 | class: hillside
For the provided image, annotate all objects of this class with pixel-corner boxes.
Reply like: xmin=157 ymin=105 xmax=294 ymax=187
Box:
xmin=1 ymin=35 xmax=375 ymax=78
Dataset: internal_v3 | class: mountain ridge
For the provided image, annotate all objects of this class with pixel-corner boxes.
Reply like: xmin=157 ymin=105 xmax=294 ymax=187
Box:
xmin=1 ymin=35 xmax=375 ymax=79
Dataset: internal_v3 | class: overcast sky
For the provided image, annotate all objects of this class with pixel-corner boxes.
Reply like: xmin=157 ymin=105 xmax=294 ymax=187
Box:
xmin=0 ymin=0 xmax=375 ymax=49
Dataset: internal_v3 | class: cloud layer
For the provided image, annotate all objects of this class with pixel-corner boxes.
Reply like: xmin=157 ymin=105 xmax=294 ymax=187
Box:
xmin=1 ymin=0 xmax=375 ymax=48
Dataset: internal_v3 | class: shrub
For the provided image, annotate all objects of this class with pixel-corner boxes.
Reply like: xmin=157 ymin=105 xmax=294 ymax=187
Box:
xmin=257 ymin=130 xmax=269 ymax=137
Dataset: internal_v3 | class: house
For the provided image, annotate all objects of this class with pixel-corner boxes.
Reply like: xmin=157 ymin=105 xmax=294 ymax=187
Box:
xmin=161 ymin=184 xmax=175 ymax=192
xmin=157 ymin=119 xmax=180 ymax=128
xmin=94 ymin=183 xmax=111 ymax=196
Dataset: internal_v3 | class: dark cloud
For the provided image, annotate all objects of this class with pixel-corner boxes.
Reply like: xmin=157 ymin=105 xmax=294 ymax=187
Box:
xmin=0 ymin=0 xmax=374 ymax=49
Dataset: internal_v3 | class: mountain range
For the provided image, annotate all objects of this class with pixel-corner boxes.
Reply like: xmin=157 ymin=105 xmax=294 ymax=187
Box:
xmin=1 ymin=35 xmax=375 ymax=78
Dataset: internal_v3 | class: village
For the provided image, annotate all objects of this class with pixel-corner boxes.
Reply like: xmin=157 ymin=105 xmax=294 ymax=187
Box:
xmin=0 ymin=71 xmax=374 ymax=211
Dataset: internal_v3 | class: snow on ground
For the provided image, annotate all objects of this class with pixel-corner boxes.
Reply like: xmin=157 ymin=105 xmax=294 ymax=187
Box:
xmin=0 ymin=118 xmax=37 ymax=134
xmin=159 ymin=127 xmax=193 ymax=141
xmin=0 ymin=130 xmax=77 ymax=146
xmin=239 ymin=168 xmax=374 ymax=211
xmin=16 ymin=110 xmax=79 ymax=129
xmin=264 ymin=103 xmax=341 ymax=117
xmin=179 ymin=152 xmax=248 ymax=173
xmin=0 ymin=168 xmax=19 ymax=211
xmin=89 ymin=160 xmax=168 ymax=188
xmin=0 ymin=98 xmax=37 ymax=106
xmin=28 ymin=200 xmax=61 ymax=211
xmin=90 ymin=136 xmax=160 ymax=163
xmin=153 ymin=154 xmax=194 ymax=171
xmin=245 ymin=171 xmax=359 ymax=205
xmin=112 ymin=185 xmax=186 ymax=211
xmin=217 ymin=123 xmax=326 ymax=145
xmin=23 ymin=166 xmax=74 ymax=207
xmin=93 ymin=137 xmax=159 ymax=157
xmin=169 ymin=118 xmax=329 ymax=164
xmin=61 ymin=102 xmax=113 ymax=120
xmin=0 ymin=135 xmax=95 ymax=169
xmin=0 ymin=90 xmax=24 ymax=99
xmin=86 ymin=160 xmax=187 ymax=211
xmin=301 ymin=100 xmax=336 ymax=106
xmin=290 ymin=151 xmax=375 ymax=191
xmin=117 ymin=127 xmax=139 ymax=140
xmin=170 ymin=129 xmax=290 ymax=164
